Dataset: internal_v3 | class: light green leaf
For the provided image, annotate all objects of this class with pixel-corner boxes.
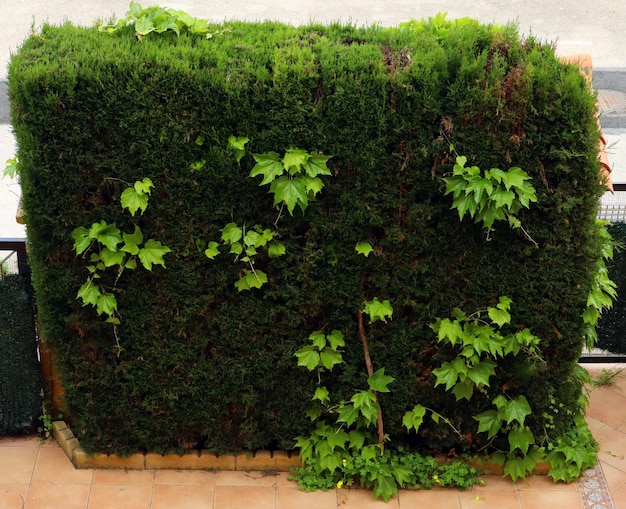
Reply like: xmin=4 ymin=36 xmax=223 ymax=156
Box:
xmin=348 ymin=430 xmax=366 ymax=450
xmin=355 ymin=241 xmax=374 ymax=257
xmin=432 ymin=361 xmax=459 ymax=391
xmin=100 ymin=248 xmax=125 ymax=268
xmin=282 ymin=147 xmax=309 ymax=174
xmin=96 ymin=292 xmax=118 ymax=316
xmin=337 ymin=402 xmax=360 ymax=426
xmin=77 ymin=280 xmax=101 ymax=307
xmin=302 ymin=154 xmax=332 ymax=178
xmin=351 ymin=391 xmax=378 ymax=424
xmin=135 ymin=16 xmax=156 ymax=35
xmin=121 ymin=186 xmax=149 ymax=216
xmin=309 ymin=331 xmax=327 ymax=350
xmin=436 ymin=318 xmax=463 ymax=345
xmin=295 ymin=346 xmax=320 ymax=371
xmin=500 ymin=167 xmax=530 ymax=190
xmin=508 ymin=426 xmax=535 ymax=455
xmin=327 ymin=330 xmax=345 ymax=350
xmin=221 ymin=223 xmax=243 ymax=244
xmin=121 ymin=225 xmax=144 ymax=255
xmin=228 ymin=135 xmax=249 ymax=163
xmin=474 ymin=409 xmax=502 ymax=439
xmin=268 ymin=241 xmax=286 ymax=258
xmin=362 ymin=297 xmax=393 ymax=323
xmin=488 ymin=306 xmax=511 ymax=327
xmin=125 ymin=258 xmax=137 ymax=270
xmin=89 ymin=221 xmax=122 ymax=251
xmin=4 ymin=157 xmax=19 ymax=179
xmin=271 ymin=176 xmax=308 ymax=214
xmin=320 ymin=349 xmax=343 ymax=370
xmin=138 ymin=239 xmax=171 ymax=270
xmin=72 ymin=226 xmax=91 ymax=255
xmin=301 ymin=175 xmax=325 ymax=196
xmin=312 ymin=386 xmax=330 ymax=404
xmin=504 ymin=396 xmax=532 ymax=425
xmin=451 ymin=378 xmax=474 ymax=401
xmin=367 ymin=368 xmax=395 ymax=393
xmin=466 ymin=358 xmax=497 ymax=388
xmin=235 ymin=269 xmax=268 ymax=291
xmin=204 ymin=241 xmax=220 ymax=260
xmin=402 ymin=405 xmax=426 ymax=432
xmin=250 ymin=152 xmax=284 ymax=185
xmin=134 ymin=177 xmax=154 ymax=195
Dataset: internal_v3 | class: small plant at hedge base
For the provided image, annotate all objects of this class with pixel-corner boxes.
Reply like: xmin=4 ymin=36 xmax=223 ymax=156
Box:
xmin=593 ymin=367 xmax=624 ymax=387
xmin=37 ymin=389 xmax=62 ymax=443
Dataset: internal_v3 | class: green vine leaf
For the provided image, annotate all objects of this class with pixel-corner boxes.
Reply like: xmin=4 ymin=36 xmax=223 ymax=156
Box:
xmin=474 ymin=409 xmax=502 ymax=439
xmin=302 ymin=154 xmax=332 ymax=178
xmin=503 ymin=396 xmax=532 ymax=426
xmin=204 ymin=241 xmax=220 ymax=260
xmin=250 ymin=152 xmax=284 ymax=185
xmin=320 ymin=349 xmax=343 ymax=370
xmin=363 ymin=297 xmax=393 ymax=323
xmin=312 ymin=386 xmax=330 ymax=404
xmin=234 ymin=269 xmax=268 ymax=291
xmin=138 ymin=239 xmax=171 ymax=270
xmin=402 ymin=405 xmax=426 ymax=432
xmin=88 ymin=221 xmax=122 ymax=251
xmin=282 ymin=147 xmax=310 ymax=174
xmin=72 ymin=226 xmax=92 ymax=255
xmin=121 ymin=178 xmax=153 ymax=216
xmin=295 ymin=346 xmax=321 ymax=371
xmin=355 ymin=241 xmax=374 ymax=257
xmin=508 ymin=425 xmax=535 ymax=455
xmin=77 ymin=281 xmax=101 ymax=307
xmin=270 ymin=175 xmax=308 ymax=214
xmin=228 ymin=135 xmax=249 ymax=163
xmin=121 ymin=225 xmax=144 ymax=255
xmin=96 ymin=292 xmax=118 ymax=316
xmin=367 ymin=368 xmax=395 ymax=393
xmin=220 ymin=223 xmax=243 ymax=244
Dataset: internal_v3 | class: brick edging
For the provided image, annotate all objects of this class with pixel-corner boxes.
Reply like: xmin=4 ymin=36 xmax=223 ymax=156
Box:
xmin=52 ymin=420 xmax=555 ymax=476
xmin=51 ymin=421 xmax=301 ymax=471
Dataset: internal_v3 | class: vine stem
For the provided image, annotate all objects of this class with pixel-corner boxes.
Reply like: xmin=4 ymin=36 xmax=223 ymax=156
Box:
xmin=357 ymin=309 xmax=385 ymax=449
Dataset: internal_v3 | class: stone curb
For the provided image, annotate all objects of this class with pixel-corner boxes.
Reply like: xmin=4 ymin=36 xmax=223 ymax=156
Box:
xmin=52 ymin=420 xmax=555 ymax=476
xmin=51 ymin=421 xmax=302 ymax=471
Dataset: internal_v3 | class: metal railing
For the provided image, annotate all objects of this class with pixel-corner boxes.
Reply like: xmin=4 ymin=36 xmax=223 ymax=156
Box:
xmin=0 ymin=237 xmax=29 ymax=279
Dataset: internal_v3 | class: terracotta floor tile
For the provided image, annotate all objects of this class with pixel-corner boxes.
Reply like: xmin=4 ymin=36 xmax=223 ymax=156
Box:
xmin=25 ymin=483 xmax=91 ymax=509
xmin=214 ymin=470 xmax=278 ymax=486
xmin=0 ymin=446 xmax=38 ymax=484
xmin=154 ymin=469 xmax=215 ymax=486
xmin=458 ymin=489 xmax=521 ymax=509
xmin=0 ymin=484 xmax=29 ymax=509
xmin=93 ymin=469 xmax=155 ymax=485
xmin=336 ymin=487 xmax=399 ymax=508
xmin=600 ymin=461 xmax=626 ymax=492
xmin=587 ymin=414 xmax=613 ymax=441
xmin=611 ymin=483 xmax=626 ymax=508
xmin=214 ymin=486 xmax=275 ymax=509
xmin=598 ymin=429 xmax=626 ymax=472
xmin=276 ymin=486 xmax=338 ymax=509
xmin=152 ymin=484 xmax=214 ymax=509
xmin=586 ymin=387 xmax=626 ymax=428
xmin=399 ymin=487 xmax=462 ymax=508
xmin=518 ymin=489 xmax=584 ymax=509
xmin=275 ymin=471 xmax=298 ymax=488
xmin=31 ymin=445 xmax=94 ymax=484
xmin=87 ymin=484 xmax=152 ymax=509
xmin=0 ymin=447 xmax=39 ymax=484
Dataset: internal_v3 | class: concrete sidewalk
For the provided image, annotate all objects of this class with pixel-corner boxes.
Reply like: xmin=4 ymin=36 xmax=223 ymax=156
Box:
xmin=1 ymin=0 xmax=625 ymax=239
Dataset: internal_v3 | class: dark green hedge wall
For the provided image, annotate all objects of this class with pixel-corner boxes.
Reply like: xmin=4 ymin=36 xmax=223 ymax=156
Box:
xmin=9 ymin=19 xmax=603 ymax=454
xmin=0 ymin=275 xmax=42 ymax=434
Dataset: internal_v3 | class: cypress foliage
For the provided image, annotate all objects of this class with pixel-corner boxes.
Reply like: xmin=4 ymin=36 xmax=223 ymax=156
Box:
xmin=9 ymin=19 xmax=603 ymax=454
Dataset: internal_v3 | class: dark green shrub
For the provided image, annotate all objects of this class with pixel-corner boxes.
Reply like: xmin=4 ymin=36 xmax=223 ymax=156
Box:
xmin=8 ymin=16 xmax=603 ymax=457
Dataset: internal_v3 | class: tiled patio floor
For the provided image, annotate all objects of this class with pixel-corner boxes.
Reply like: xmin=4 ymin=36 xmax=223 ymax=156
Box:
xmin=1 ymin=363 xmax=624 ymax=509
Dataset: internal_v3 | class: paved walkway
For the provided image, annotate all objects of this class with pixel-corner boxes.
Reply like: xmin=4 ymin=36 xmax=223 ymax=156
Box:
xmin=0 ymin=364 xmax=623 ymax=509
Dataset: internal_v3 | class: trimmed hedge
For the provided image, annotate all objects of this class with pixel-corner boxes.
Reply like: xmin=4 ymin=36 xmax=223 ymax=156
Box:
xmin=0 ymin=275 xmax=41 ymax=434
xmin=9 ymin=18 xmax=603 ymax=455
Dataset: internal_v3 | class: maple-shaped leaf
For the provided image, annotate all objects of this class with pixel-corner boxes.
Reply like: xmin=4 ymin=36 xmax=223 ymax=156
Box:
xmin=77 ymin=280 xmax=101 ymax=307
xmin=295 ymin=346 xmax=321 ymax=371
xmin=302 ymin=153 xmax=332 ymax=178
xmin=282 ymin=147 xmax=309 ymax=174
xmin=121 ymin=180 xmax=152 ymax=216
xmin=220 ymin=223 xmax=243 ymax=244
xmin=228 ymin=135 xmax=249 ymax=163
xmin=508 ymin=425 xmax=535 ymax=455
xmin=452 ymin=378 xmax=474 ymax=401
xmin=503 ymin=395 xmax=532 ymax=425
xmin=402 ymin=405 xmax=426 ymax=432
xmin=88 ymin=221 xmax=122 ymax=251
xmin=96 ymin=292 xmax=118 ymax=316
xmin=121 ymin=225 xmax=144 ymax=255
xmin=138 ymin=239 xmax=171 ymax=270
xmin=72 ymin=226 xmax=91 ymax=255
xmin=100 ymin=248 xmax=126 ymax=268
xmin=320 ymin=348 xmax=343 ymax=370
xmin=367 ymin=368 xmax=395 ymax=393
xmin=271 ymin=175 xmax=308 ymax=215
xmin=432 ymin=361 xmax=460 ymax=391
xmin=474 ymin=409 xmax=502 ymax=439
xmin=267 ymin=241 xmax=286 ymax=258
xmin=250 ymin=152 xmax=284 ymax=185
xmin=362 ymin=297 xmax=393 ymax=323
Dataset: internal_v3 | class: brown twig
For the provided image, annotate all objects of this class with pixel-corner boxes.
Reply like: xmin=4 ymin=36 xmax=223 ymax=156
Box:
xmin=357 ymin=309 xmax=385 ymax=449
